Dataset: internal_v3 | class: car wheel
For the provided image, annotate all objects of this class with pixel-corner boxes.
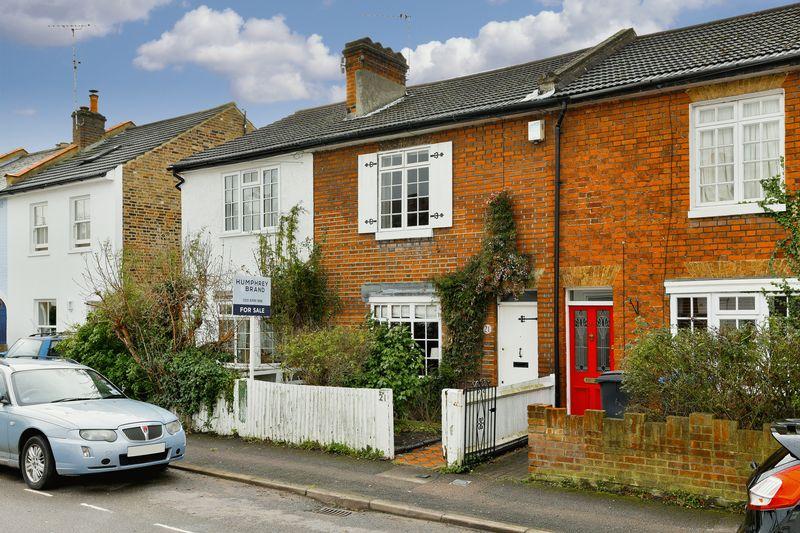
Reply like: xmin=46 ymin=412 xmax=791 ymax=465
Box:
xmin=21 ymin=435 xmax=56 ymax=490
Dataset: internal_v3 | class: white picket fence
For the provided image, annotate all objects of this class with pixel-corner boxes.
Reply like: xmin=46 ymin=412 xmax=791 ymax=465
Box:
xmin=441 ymin=374 xmax=556 ymax=466
xmin=193 ymin=379 xmax=395 ymax=458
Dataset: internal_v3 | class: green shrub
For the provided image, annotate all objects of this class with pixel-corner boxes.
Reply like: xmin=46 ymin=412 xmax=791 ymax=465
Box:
xmin=280 ymin=326 xmax=372 ymax=386
xmin=155 ymin=347 xmax=237 ymax=418
xmin=257 ymin=205 xmax=339 ymax=337
xmin=355 ymin=321 xmax=423 ymax=417
xmin=434 ymin=191 xmax=531 ymax=385
xmin=623 ymin=318 xmax=800 ymax=429
xmin=405 ymin=374 xmax=445 ymax=423
xmin=59 ymin=312 xmax=154 ymax=401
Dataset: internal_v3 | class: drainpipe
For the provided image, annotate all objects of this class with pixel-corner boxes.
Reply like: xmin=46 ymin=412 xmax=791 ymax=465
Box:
xmin=553 ymin=99 xmax=568 ymax=408
xmin=173 ymin=170 xmax=185 ymax=191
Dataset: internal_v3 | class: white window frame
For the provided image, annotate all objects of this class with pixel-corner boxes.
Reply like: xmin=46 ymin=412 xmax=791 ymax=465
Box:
xmin=688 ymin=89 xmax=786 ymax=219
xmin=221 ymin=166 xmax=281 ymax=235
xmin=665 ymin=278 xmax=797 ymax=332
xmin=70 ymin=195 xmax=91 ymax=251
xmin=370 ymin=296 xmax=441 ymax=376
xmin=218 ymin=302 xmax=275 ymax=365
xmin=30 ymin=202 xmax=48 ymax=254
xmin=36 ymin=300 xmax=57 ymax=335
xmin=377 ymin=146 xmax=432 ymax=233
xmin=223 ymin=173 xmax=240 ymax=232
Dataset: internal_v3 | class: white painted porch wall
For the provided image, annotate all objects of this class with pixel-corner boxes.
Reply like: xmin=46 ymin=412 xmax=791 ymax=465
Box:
xmin=6 ymin=166 xmax=123 ymax=343
xmin=441 ymin=374 xmax=556 ymax=466
xmin=193 ymin=379 xmax=395 ymax=458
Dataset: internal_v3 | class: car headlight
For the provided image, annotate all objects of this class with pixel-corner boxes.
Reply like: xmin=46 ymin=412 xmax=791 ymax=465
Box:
xmin=79 ymin=429 xmax=117 ymax=442
xmin=165 ymin=420 xmax=182 ymax=435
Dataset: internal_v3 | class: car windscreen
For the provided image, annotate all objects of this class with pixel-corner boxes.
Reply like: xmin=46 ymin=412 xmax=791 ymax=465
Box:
xmin=12 ymin=368 xmax=124 ymax=406
xmin=6 ymin=338 xmax=42 ymax=358
xmin=47 ymin=340 xmax=61 ymax=357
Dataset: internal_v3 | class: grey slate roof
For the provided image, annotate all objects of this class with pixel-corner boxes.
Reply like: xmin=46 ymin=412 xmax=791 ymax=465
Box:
xmin=173 ymin=50 xmax=583 ymax=169
xmin=174 ymin=3 xmax=800 ymax=171
xmin=0 ymin=148 xmax=63 ymax=191
xmin=0 ymin=103 xmax=236 ymax=195
xmin=561 ymin=3 xmax=800 ymax=95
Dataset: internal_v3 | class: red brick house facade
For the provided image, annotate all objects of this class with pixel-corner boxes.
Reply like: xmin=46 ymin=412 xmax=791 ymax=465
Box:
xmin=174 ymin=5 xmax=800 ymax=412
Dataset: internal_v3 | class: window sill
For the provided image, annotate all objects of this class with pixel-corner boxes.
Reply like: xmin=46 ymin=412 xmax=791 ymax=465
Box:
xmin=375 ymin=227 xmax=434 ymax=241
xmin=68 ymin=248 xmax=93 ymax=255
xmin=29 ymin=251 xmax=50 ymax=257
xmin=221 ymin=229 xmax=278 ymax=239
xmin=687 ymin=202 xmax=785 ymax=219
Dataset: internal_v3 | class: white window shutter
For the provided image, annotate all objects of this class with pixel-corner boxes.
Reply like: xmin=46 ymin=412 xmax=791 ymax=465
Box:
xmin=428 ymin=141 xmax=453 ymax=229
xmin=358 ymin=152 xmax=379 ymax=234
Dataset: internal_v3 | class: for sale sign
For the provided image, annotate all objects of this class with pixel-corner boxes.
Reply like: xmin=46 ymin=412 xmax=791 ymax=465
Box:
xmin=232 ymin=274 xmax=271 ymax=317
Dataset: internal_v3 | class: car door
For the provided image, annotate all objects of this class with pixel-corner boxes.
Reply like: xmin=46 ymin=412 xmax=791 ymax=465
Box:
xmin=0 ymin=372 xmax=10 ymax=463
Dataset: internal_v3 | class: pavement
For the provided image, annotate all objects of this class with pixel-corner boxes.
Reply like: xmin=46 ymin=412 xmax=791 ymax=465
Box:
xmin=0 ymin=462 xmax=467 ymax=532
xmin=180 ymin=433 xmax=744 ymax=533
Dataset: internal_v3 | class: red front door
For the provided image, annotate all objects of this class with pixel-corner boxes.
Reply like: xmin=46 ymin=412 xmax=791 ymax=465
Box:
xmin=569 ymin=305 xmax=613 ymax=415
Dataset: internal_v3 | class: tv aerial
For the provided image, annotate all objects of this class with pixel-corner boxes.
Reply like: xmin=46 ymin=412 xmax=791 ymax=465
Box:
xmin=48 ymin=24 xmax=92 ymax=112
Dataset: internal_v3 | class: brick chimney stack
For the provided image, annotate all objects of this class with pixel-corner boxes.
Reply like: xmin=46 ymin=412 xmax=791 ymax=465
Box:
xmin=72 ymin=89 xmax=106 ymax=149
xmin=342 ymin=38 xmax=408 ymax=117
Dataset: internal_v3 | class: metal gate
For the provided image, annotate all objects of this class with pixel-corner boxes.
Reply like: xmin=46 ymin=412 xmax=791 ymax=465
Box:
xmin=463 ymin=379 xmax=497 ymax=465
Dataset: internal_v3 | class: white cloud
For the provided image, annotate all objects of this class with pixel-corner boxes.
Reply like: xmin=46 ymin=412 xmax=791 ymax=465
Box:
xmin=403 ymin=0 xmax=719 ymax=83
xmin=134 ymin=0 xmax=720 ymax=105
xmin=13 ymin=108 xmax=37 ymax=117
xmin=134 ymin=6 xmax=340 ymax=104
xmin=0 ymin=0 xmax=170 ymax=46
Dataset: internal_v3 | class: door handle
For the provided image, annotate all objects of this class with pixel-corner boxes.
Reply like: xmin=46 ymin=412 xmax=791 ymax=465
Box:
xmin=518 ymin=348 xmax=523 ymax=358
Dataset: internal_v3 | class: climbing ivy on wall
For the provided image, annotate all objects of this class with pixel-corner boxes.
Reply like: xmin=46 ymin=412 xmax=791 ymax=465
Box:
xmin=434 ymin=191 xmax=532 ymax=385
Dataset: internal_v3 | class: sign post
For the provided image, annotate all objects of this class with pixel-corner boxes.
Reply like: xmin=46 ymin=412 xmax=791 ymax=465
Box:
xmin=232 ymin=273 xmax=271 ymax=381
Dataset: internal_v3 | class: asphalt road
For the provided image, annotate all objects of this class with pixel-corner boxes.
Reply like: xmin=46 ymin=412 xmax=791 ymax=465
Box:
xmin=0 ymin=465 xmax=467 ymax=533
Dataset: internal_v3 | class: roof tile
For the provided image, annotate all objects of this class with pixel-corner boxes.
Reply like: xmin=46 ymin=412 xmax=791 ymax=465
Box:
xmin=175 ymin=3 xmax=800 ymax=170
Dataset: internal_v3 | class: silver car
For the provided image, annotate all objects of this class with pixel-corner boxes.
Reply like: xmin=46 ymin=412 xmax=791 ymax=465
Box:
xmin=0 ymin=358 xmax=186 ymax=489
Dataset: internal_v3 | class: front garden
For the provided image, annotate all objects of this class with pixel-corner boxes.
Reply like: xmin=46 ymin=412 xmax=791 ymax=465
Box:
xmin=58 ymin=191 xmax=532 ymax=459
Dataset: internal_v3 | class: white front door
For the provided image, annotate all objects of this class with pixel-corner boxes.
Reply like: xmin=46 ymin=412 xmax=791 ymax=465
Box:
xmin=497 ymin=302 xmax=538 ymax=386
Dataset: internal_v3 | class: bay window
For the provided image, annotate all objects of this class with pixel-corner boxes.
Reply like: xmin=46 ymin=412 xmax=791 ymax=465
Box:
xmin=222 ymin=167 xmax=280 ymax=234
xmin=690 ymin=91 xmax=784 ymax=218
xmin=218 ymin=302 xmax=275 ymax=364
xmin=371 ymin=301 xmax=441 ymax=375
xmin=667 ymin=279 xmax=795 ymax=332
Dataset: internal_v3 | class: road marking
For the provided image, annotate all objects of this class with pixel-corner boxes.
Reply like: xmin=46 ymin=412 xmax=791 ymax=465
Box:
xmin=23 ymin=489 xmax=53 ymax=497
xmin=154 ymin=524 xmax=196 ymax=533
xmin=80 ymin=503 xmax=112 ymax=513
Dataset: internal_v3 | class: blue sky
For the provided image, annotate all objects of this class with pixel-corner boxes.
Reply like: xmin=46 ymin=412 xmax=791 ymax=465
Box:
xmin=0 ymin=0 xmax=793 ymax=153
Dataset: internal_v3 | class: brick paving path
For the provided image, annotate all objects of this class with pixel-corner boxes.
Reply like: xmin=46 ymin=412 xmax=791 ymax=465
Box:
xmin=393 ymin=443 xmax=446 ymax=469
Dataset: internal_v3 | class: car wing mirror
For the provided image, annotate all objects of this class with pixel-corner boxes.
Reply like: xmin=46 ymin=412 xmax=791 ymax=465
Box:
xmin=0 ymin=394 xmax=10 ymax=406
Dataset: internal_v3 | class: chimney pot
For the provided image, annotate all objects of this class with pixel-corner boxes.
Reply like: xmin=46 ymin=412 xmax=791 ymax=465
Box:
xmin=342 ymin=37 xmax=408 ymax=117
xmin=89 ymin=89 xmax=99 ymax=113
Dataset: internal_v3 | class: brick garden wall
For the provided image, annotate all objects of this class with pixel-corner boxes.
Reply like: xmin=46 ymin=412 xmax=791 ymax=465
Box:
xmin=528 ymin=404 xmax=778 ymax=502
xmin=312 ymin=71 xmax=800 ymax=395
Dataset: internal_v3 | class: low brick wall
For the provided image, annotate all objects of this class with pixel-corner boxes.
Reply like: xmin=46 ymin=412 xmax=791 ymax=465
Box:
xmin=528 ymin=405 xmax=778 ymax=503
